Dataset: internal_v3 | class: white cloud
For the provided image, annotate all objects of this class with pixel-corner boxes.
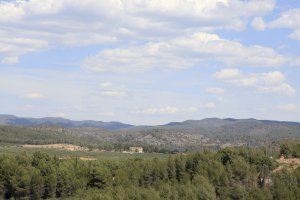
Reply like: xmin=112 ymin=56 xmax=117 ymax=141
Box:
xmin=214 ymin=68 xmax=241 ymax=79
xmin=268 ymin=9 xmax=300 ymax=29
xmin=1 ymin=56 xmax=19 ymax=64
xmin=289 ymin=29 xmax=300 ymax=41
xmin=99 ymin=82 xmax=127 ymax=97
xmin=261 ymin=71 xmax=285 ymax=85
xmin=139 ymin=106 xmax=179 ymax=115
xmin=0 ymin=33 xmax=48 ymax=64
xmin=258 ymin=83 xmax=296 ymax=97
xmin=268 ymin=8 xmax=300 ymax=41
xmin=214 ymin=69 xmax=296 ymax=96
xmin=234 ymin=77 xmax=258 ymax=86
xmin=128 ymin=0 xmax=275 ymax=31
xmin=277 ymin=104 xmax=300 ymax=112
xmin=0 ymin=1 xmax=25 ymax=22
xmin=206 ymin=87 xmax=225 ymax=95
xmin=137 ymin=106 xmax=198 ymax=115
xmin=185 ymin=107 xmax=198 ymax=113
xmin=10 ymin=0 xmax=274 ymax=32
xmin=0 ymin=0 xmax=276 ymax=62
xmin=100 ymin=82 xmax=112 ymax=88
xmin=22 ymin=93 xmax=45 ymax=99
xmin=251 ymin=17 xmax=266 ymax=31
xmin=83 ymin=32 xmax=285 ymax=72
xmin=200 ymin=102 xmax=216 ymax=109
xmin=100 ymin=91 xmax=126 ymax=97
xmin=101 ymin=112 xmax=115 ymax=117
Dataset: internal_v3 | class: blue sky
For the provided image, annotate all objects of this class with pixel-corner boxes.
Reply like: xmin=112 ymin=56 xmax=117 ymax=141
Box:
xmin=0 ymin=0 xmax=299 ymax=125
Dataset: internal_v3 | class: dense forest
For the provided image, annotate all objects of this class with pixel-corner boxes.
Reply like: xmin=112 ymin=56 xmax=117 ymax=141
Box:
xmin=0 ymin=143 xmax=299 ymax=200
xmin=0 ymin=125 xmax=169 ymax=153
xmin=0 ymin=126 xmax=80 ymax=145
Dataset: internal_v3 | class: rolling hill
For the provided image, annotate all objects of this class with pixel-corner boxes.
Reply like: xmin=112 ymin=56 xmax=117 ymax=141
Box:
xmin=1 ymin=115 xmax=300 ymax=151
xmin=0 ymin=114 xmax=133 ymax=130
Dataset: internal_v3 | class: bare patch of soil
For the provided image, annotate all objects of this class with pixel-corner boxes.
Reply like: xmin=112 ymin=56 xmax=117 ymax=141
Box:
xmin=22 ymin=144 xmax=88 ymax=151
xmin=79 ymin=157 xmax=97 ymax=161
xmin=273 ymin=158 xmax=300 ymax=173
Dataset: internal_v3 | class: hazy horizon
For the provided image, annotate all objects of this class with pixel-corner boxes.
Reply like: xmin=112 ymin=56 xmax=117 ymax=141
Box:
xmin=2 ymin=113 xmax=300 ymax=126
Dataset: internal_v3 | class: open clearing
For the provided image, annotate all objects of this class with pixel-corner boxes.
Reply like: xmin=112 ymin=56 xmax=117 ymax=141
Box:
xmin=59 ymin=156 xmax=97 ymax=161
xmin=277 ymin=158 xmax=300 ymax=165
xmin=22 ymin=144 xmax=88 ymax=151
xmin=273 ymin=158 xmax=300 ymax=173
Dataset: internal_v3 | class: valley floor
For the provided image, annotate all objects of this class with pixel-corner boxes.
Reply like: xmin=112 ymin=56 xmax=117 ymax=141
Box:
xmin=0 ymin=144 xmax=169 ymax=161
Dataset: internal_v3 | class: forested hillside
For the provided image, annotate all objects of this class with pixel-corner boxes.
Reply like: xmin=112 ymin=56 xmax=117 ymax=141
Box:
xmin=0 ymin=144 xmax=299 ymax=199
xmin=1 ymin=117 xmax=300 ymax=152
xmin=0 ymin=126 xmax=102 ymax=147
xmin=0 ymin=115 xmax=133 ymax=130
xmin=133 ymin=118 xmax=300 ymax=147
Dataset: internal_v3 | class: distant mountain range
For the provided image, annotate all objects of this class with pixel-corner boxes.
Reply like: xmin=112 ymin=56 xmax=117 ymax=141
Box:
xmin=0 ymin=114 xmax=133 ymax=130
xmin=1 ymin=114 xmax=300 ymax=149
xmin=1 ymin=114 xmax=300 ymax=131
xmin=160 ymin=118 xmax=300 ymax=129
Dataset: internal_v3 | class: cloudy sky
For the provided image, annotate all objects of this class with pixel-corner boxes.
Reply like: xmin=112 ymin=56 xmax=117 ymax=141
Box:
xmin=0 ymin=0 xmax=299 ymax=125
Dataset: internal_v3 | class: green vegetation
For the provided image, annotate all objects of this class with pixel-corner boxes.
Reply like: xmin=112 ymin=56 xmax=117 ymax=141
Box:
xmin=0 ymin=125 xmax=179 ymax=153
xmin=280 ymin=140 xmax=300 ymax=158
xmin=0 ymin=124 xmax=299 ymax=199
xmin=2 ymin=122 xmax=300 ymax=154
xmin=0 ymin=145 xmax=168 ymax=161
xmin=0 ymin=144 xmax=299 ymax=200
xmin=0 ymin=125 xmax=100 ymax=146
